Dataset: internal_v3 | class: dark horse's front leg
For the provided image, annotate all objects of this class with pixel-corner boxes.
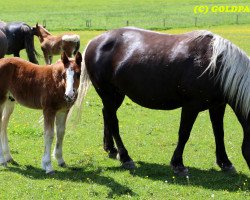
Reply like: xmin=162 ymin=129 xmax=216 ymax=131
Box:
xmin=170 ymin=107 xmax=199 ymax=176
xmin=13 ymin=51 xmax=20 ymax=58
xmin=209 ymin=104 xmax=235 ymax=172
xmin=101 ymin=89 xmax=135 ymax=169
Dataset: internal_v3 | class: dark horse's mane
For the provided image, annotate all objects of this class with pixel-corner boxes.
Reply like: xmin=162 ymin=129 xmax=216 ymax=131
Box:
xmin=0 ymin=21 xmax=39 ymax=64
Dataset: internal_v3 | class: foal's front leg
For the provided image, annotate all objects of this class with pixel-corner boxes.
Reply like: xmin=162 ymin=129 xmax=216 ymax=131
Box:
xmin=42 ymin=109 xmax=56 ymax=174
xmin=53 ymin=111 xmax=68 ymax=167
xmin=43 ymin=50 xmax=51 ymax=65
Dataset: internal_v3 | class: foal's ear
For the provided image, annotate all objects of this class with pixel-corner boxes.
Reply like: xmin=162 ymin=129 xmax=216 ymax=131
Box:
xmin=75 ymin=52 xmax=82 ymax=67
xmin=61 ymin=52 xmax=69 ymax=67
xmin=36 ymin=23 xmax=38 ymax=28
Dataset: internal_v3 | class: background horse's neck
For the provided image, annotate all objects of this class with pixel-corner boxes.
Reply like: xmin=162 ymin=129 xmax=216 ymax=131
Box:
xmin=39 ymin=27 xmax=51 ymax=41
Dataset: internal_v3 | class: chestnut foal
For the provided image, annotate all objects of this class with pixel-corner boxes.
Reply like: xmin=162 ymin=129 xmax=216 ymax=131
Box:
xmin=0 ymin=52 xmax=82 ymax=174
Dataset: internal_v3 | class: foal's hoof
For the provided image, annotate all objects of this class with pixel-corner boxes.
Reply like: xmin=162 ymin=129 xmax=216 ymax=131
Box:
xmin=7 ymin=159 xmax=19 ymax=166
xmin=58 ymin=162 xmax=67 ymax=168
xmin=121 ymin=160 xmax=136 ymax=170
xmin=0 ymin=162 xmax=7 ymax=168
xmin=46 ymin=170 xmax=55 ymax=175
xmin=222 ymin=165 xmax=237 ymax=173
xmin=171 ymin=165 xmax=189 ymax=176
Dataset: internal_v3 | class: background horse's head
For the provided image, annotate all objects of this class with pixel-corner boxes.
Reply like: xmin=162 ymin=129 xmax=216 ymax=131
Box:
xmin=61 ymin=51 xmax=82 ymax=103
xmin=33 ymin=23 xmax=51 ymax=42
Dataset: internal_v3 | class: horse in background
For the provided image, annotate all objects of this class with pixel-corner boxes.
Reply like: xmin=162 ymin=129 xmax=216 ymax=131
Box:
xmin=33 ymin=24 xmax=80 ymax=64
xmin=0 ymin=30 xmax=7 ymax=58
xmin=0 ymin=52 xmax=82 ymax=174
xmin=78 ymin=27 xmax=250 ymax=176
xmin=0 ymin=21 xmax=39 ymax=64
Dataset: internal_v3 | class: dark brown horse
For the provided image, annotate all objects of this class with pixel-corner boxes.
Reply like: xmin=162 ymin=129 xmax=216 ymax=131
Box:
xmin=0 ymin=29 xmax=7 ymax=58
xmin=0 ymin=21 xmax=39 ymax=64
xmin=0 ymin=52 xmax=82 ymax=174
xmin=78 ymin=27 xmax=250 ymax=175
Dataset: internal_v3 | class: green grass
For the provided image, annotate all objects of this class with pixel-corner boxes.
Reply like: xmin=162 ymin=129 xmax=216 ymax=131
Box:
xmin=0 ymin=0 xmax=250 ymax=30
xmin=1 ymin=25 xmax=250 ymax=199
xmin=1 ymin=0 xmax=250 ymax=198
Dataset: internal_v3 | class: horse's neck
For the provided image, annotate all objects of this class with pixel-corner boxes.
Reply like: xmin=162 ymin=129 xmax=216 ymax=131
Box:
xmin=39 ymin=29 xmax=51 ymax=42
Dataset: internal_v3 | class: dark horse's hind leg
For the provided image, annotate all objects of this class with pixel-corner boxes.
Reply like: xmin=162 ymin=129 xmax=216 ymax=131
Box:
xmin=170 ymin=107 xmax=199 ymax=176
xmin=101 ymin=89 xmax=135 ymax=169
xmin=233 ymin=109 xmax=250 ymax=170
xmin=209 ymin=104 xmax=235 ymax=172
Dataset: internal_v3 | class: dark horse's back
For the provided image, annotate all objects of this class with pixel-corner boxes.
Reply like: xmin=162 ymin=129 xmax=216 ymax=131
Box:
xmin=85 ymin=27 xmax=223 ymax=111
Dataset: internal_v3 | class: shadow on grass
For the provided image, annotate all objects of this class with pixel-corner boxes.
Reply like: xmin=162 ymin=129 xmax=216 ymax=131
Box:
xmin=106 ymin=161 xmax=250 ymax=192
xmin=7 ymin=160 xmax=250 ymax=194
xmin=7 ymin=165 xmax=136 ymax=198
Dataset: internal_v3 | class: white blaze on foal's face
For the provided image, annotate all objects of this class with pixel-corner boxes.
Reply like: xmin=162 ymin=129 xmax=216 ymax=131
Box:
xmin=65 ymin=66 xmax=75 ymax=99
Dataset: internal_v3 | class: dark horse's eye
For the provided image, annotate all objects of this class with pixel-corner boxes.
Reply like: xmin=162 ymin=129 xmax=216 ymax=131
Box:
xmin=75 ymin=72 xmax=81 ymax=79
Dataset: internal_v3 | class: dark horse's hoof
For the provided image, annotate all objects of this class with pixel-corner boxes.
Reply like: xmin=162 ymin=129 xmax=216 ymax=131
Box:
xmin=171 ymin=165 xmax=189 ymax=176
xmin=108 ymin=152 xmax=118 ymax=159
xmin=221 ymin=165 xmax=237 ymax=173
xmin=121 ymin=160 xmax=136 ymax=170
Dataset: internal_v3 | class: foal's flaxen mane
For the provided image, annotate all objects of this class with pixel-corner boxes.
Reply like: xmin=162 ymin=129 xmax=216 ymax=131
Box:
xmin=195 ymin=31 xmax=250 ymax=118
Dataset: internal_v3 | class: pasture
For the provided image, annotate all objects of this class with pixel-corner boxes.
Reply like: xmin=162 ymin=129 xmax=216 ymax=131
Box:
xmin=0 ymin=0 xmax=250 ymax=30
xmin=0 ymin=25 xmax=250 ymax=199
xmin=1 ymin=0 xmax=250 ymax=199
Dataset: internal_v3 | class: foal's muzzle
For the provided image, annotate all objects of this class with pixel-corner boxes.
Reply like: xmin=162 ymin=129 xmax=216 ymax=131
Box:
xmin=64 ymin=89 xmax=78 ymax=103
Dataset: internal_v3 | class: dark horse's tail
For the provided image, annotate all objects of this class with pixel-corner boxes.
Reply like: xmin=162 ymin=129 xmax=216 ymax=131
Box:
xmin=21 ymin=24 xmax=39 ymax=64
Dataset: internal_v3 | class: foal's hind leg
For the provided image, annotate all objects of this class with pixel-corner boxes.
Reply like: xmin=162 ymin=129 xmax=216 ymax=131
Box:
xmin=209 ymin=104 xmax=235 ymax=172
xmin=53 ymin=111 xmax=68 ymax=167
xmin=170 ymin=107 xmax=199 ymax=176
xmin=101 ymin=90 xmax=135 ymax=169
xmin=1 ymin=99 xmax=16 ymax=164
xmin=0 ymin=103 xmax=6 ymax=166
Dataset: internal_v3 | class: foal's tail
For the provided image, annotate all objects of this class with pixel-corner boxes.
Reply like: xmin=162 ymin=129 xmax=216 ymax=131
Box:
xmin=21 ymin=24 xmax=40 ymax=64
xmin=67 ymin=42 xmax=91 ymax=121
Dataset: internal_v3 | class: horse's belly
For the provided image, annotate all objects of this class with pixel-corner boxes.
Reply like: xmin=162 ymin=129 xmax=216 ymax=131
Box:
xmin=114 ymin=80 xmax=182 ymax=110
xmin=15 ymin=98 xmax=42 ymax=109
xmin=11 ymin=93 xmax=42 ymax=109
xmin=126 ymin=94 xmax=181 ymax=110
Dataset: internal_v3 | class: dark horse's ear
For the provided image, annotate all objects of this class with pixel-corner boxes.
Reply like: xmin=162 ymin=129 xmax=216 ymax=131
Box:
xmin=36 ymin=23 xmax=38 ymax=28
xmin=61 ymin=52 xmax=69 ymax=67
xmin=75 ymin=52 xmax=82 ymax=67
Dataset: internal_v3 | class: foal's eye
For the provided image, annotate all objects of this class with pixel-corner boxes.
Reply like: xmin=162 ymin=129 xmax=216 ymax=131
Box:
xmin=75 ymin=72 xmax=81 ymax=79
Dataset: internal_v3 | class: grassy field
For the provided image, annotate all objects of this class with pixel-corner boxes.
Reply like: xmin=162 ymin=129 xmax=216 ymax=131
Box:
xmin=1 ymin=0 xmax=250 ymax=199
xmin=0 ymin=25 xmax=250 ymax=199
xmin=0 ymin=0 xmax=250 ymax=30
